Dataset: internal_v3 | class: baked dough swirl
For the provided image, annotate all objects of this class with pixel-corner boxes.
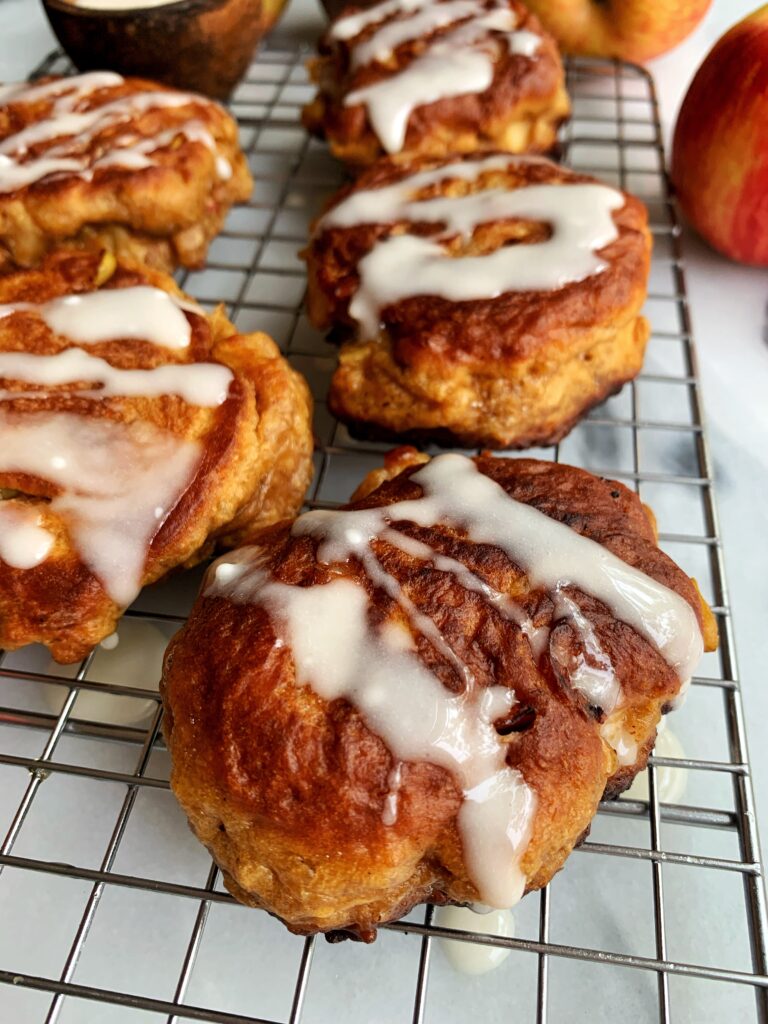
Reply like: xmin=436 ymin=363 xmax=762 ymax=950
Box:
xmin=0 ymin=249 xmax=313 ymax=662
xmin=303 ymin=0 xmax=569 ymax=167
xmin=161 ymin=449 xmax=717 ymax=940
xmin=305 ymin=153 xmax=652 ymax=449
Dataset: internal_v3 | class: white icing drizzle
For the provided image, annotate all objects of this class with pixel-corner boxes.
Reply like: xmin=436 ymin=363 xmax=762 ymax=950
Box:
xmin=0 ymin=72 xmax=231 ymax=192
xmin=0 ymin=286 xmax=199 ymax=349
xmin=508 ymin=28 xmax=540 ymax=55
xmin=213 ymin=566 xmax=533 ymax=909
xmin=599 ymin=717 xmax=638 ymax=768
xmin=0 ymin=348 xmax=232 ymax=407
xmin=331 ymin=0 xmax=431 ymax=40
xmin=381 ymin=761 xmax=403 ymax=825
xmin=341 ymin=0 xmax=541 ymax=154
xmin=666 ymin=674 xmax=691 ymax=713
xmin=435 ymin=904 xmax=514 ymax=974
xmin=378 ymin=526 xmax=542 ymax=653
xmin=349 ymin=0 xmax=480 ymax=69
xmin=0 ymin=502 xmax=54 ymax=569
xmin=208 ymin=454 xmax=703 ymax=906
xmin=346 ymin=46 xmax=489 ymax=155
xmin=68 ymin=0 xmax=187 ymax=8
xmin=318 ymin=154 xmax=624 ymax=337
xmin=0 ymin=72 xmax=123 ymax=108
xmin=215 ymin=155 xmax=233 ymax=181
xmin=549 ymin=590 xmax=641 ymax=764
xmin=319 ymin=152 xmax=518 ymax=229
xmin=550 ymin=590 xmax=619 ymax=714
xmin=0 ymin=409 xmax=201 ymax=605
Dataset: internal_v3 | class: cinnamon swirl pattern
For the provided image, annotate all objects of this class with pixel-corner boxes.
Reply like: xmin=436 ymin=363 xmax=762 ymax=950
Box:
xmin=0 ymin=249 xmax=313 ymax=662
xmin=161 ymin=449 xmax=717 ymax=939
xmin=303 ymin=0 xmax=569 ymax=168
xmin=0 ymin=72 xmax=253 ymax=272
xmin=305 ymin=153 xmax=652 ymax=449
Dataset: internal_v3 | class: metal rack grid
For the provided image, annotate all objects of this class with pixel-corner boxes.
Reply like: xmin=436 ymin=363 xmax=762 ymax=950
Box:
xmin=0 ymin=36 xmax=766 ymax=1024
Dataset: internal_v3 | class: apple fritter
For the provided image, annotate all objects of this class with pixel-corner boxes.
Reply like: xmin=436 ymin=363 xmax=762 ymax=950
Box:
xmin=0 ymin=72 xmax=253 ymax=272
xmin=303 ymin=0 xmax=570 ymax=168
xmin=0 ymin=249 xmax=313 ymax=662
xmin=161 ymin=449 xmax=717 ymax=940
xmin=304 ymin=152 xmax=652 ymax=449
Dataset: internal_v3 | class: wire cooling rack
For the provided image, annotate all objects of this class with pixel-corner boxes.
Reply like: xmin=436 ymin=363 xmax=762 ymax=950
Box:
xmin=0 ymin=37 xmax=766 ymax=1024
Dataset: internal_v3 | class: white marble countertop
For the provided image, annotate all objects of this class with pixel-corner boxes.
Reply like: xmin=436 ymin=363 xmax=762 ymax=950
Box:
xmin=4 ymin=0 xmax=763 ymax=843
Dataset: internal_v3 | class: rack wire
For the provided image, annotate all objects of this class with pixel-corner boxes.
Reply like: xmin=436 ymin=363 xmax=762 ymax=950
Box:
xmin=0 ymin=36 xmax=766 ymax=1024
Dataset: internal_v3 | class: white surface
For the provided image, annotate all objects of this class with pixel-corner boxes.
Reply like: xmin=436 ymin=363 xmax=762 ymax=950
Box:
xmin=0 ymin=2 xmax=766 ymax=1021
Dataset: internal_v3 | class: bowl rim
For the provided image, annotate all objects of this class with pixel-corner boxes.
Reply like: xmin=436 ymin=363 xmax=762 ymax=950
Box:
xmin=41 ymin=0 xmax=229 ymax=19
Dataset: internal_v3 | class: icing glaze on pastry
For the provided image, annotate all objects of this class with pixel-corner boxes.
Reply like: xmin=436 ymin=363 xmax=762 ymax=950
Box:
xmin=550 ymin=589 xmax=619 ymax=712
xmin=381 ymin=761 xmax=404 ymax=826
xmin=339 ymin=0 xmax=482 ymax=68
xmin=341 ymin=0 xmax=541 ymax=153
xmin=0 ymin=502 xmax=54 ymax=569
xmin=331 ymin=0 xmax=432 ymax=41
xmin=318 ymin=154 xmax=624 ymax=337
xmin=212 ymin=563 xmax=534 ymax=909
xmin=0 ymin=286 xmax=200 ymax=348
xmin=0 ymin=282 xmax=233 ymax=596
xmin=0 ymin=347 xmax=232 ymax=406
xmin=0 ymin=72 xmax=232 ymax=192
xmin=66 ymin=0 xmax=189 ymax=8
xmin=0 ymin=71 xmax=123 ymax=108
xmin=0 ymin=409 xmax=200 ymax=605
xmin=208 ymin=454 xmax=703 ymax=907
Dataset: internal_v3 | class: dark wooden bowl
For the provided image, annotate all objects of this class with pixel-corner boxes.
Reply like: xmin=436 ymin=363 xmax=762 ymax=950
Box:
xmin=41 ymin=0 xmax=289 ymax=100
xmin=318 ymin=0 xmax=377 ymax=22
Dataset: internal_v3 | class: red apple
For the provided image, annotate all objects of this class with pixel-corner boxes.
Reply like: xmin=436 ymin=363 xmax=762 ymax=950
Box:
xmin=521 ymin=0 xmax=711 ymax=63
xmin=672 ymin=5 xmax=768 ymax=266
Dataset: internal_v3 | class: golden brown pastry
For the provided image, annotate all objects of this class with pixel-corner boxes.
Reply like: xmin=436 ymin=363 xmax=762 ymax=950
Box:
xmin=161 ymin=448 xmax=717 ymax=940
xmin=304 ymin=153 xmax=652 ymax=449
xmin=0 ymin=71 xmax=252 ymax=273
xmin=0 ymin=249 xmax=313 ymax=662
xmin=303 ymin=0 xmax=570 ymax=168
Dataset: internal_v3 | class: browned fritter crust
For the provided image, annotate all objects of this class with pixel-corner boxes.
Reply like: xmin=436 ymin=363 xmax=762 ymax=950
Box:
xmin=303 ymin=0 xmax=570 ymax=167
xmin=0 ymin=249 xmax=313 ymax=662
xmin=304 ymin=154 xmax=652 ymax=449
xmin=0 ymin=75 xmax=253 ymax=272
xmin=161 ymin=452 xmax=717 ymax=940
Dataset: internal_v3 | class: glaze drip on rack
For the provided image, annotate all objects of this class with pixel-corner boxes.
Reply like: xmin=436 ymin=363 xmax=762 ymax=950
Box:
xmin=339 ymin=0 xmax=541 ymax=153
xmin=208 ymin=454 xmax=703 ymax=907
xmin=0 ymin=71 xmax=232 ymax=192
xmin=318 ymin=154 xmax=624 ymax=337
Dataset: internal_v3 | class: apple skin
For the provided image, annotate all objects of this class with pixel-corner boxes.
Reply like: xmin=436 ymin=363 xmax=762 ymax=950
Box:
xmin=522 ymin=0 xmax=711 ymax=63
xmin=671 ymin=6 xmax=768 ymax=266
